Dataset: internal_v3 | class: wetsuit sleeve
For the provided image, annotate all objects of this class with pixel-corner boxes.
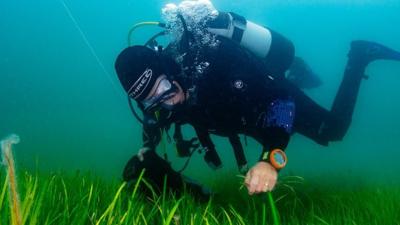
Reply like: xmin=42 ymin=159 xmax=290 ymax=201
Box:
xmin=258 ymin=98 xmax=295 ymax=158
xmin=142 ymin=114 xmax=162 ymax=151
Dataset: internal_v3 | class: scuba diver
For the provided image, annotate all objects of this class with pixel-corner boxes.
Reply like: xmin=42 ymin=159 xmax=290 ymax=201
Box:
xmin=114 ymin=4 xmax=400 ymax=196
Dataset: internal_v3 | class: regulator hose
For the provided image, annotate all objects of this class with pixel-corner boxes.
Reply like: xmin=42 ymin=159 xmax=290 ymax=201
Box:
xmin=127 ymin=21 xmax=166 ymax=46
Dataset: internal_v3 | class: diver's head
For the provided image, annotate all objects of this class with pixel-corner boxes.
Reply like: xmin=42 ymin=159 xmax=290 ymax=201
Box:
xmin=115 ymin=46 xmax=186 ymax=112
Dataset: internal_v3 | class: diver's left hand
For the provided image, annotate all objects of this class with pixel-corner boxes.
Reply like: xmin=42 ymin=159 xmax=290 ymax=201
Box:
xmin=245 ymin=161 xmax=277 ymax=195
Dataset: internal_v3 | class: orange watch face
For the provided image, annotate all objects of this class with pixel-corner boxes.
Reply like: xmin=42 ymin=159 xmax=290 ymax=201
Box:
xmin=270 ymin=149 xmax=287 ymax=169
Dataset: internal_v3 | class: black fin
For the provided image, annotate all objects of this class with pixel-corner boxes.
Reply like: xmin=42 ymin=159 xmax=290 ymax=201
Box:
xmin=349 ymin=40 xmax=400 ymax=64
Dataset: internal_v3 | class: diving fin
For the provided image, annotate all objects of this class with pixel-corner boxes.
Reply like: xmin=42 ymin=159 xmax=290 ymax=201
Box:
xmin=349 ymin=40 xmax=400 ymax=64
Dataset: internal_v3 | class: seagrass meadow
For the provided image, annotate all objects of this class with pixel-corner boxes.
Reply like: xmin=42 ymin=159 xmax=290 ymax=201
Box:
xmin=1 ymin=0 xmax=400 ymax=224
xmin=1 ymin=169 xmax=400 ymax=225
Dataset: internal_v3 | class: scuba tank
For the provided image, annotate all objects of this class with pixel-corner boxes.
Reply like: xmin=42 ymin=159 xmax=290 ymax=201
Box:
xmin=206 ymin=11 xmax=295 ymax=75
xmin=206 ymin=12 xmax=272 ymax=58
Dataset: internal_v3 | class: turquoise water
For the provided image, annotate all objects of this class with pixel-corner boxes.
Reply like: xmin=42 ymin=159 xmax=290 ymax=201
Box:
xmin=1 ymin=0 xmax=399 ymax=184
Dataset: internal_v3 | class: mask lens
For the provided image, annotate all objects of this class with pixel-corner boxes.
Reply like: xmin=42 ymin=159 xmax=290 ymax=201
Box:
xmin=142 ymin=78 xmax=177 ymax=111
xmin=155 ymin=79 xmax=172 ymax=96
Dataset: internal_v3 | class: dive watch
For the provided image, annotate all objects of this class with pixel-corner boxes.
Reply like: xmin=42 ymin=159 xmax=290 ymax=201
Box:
xmin=261 ymin=149 xmax=287 ymax=170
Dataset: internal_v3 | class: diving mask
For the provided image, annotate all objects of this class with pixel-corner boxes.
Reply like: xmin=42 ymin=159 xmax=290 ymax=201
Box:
xmin=142 ymin=78 xmax=178 ymax=112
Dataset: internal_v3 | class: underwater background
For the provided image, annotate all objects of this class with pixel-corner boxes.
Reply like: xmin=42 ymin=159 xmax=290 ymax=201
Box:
xmin=1 ymin=0 xmax=400 ymax=187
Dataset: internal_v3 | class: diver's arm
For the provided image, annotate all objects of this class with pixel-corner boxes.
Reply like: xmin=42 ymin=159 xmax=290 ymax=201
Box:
xmin=142 ymin=114 xmax=162 ymax=151
xmin=245 ymin=98 xmax=294 ymax=195
xmin=260 ymin=127 xmax=290 ymax=161
xmin=259 ymin=97 xmax=294 ymax=155
xmin=142 ymin=125 xmax=162 ymax=151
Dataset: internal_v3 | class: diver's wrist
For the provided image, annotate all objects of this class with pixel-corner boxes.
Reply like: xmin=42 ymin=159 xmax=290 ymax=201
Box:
xmin=260 ymin=148 xmax=287 ymax=171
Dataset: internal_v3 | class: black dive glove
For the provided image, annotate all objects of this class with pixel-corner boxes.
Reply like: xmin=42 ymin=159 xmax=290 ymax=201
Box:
xmin=175 ymin=137 xmax=201 ymax=157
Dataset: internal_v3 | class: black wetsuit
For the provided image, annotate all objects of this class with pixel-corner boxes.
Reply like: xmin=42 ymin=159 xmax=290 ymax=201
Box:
xmin=161 ymin=35 xmax=375 ymax=152
xmin=140 ymin=33 xmax=372 ymax=162
xmin=161 ymin=36 xmax=296 ymax=160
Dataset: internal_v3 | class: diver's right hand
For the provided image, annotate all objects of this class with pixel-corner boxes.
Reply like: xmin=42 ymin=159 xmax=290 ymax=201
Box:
xmin=176 ymin=137 xmax=200 ymax=157
xmin=245 ymin=161 xmax=278 ymax=195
